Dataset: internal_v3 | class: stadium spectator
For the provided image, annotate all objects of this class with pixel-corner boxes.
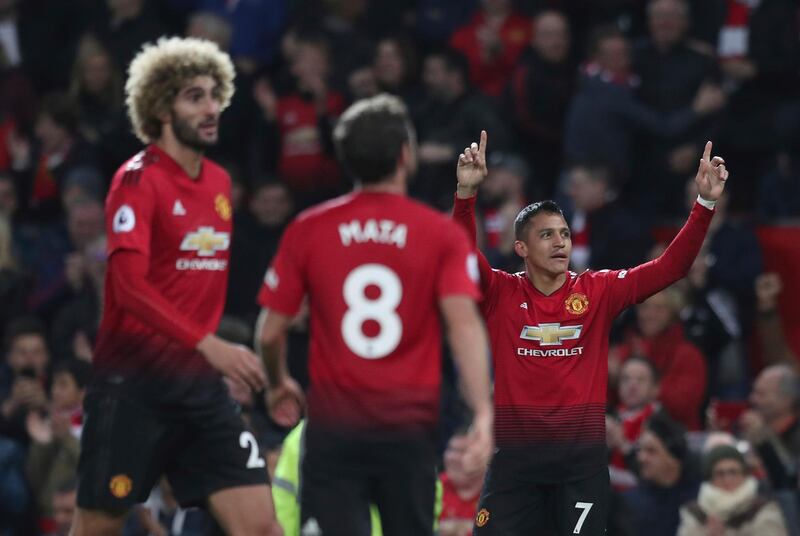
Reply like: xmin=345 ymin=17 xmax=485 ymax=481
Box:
xmin=345 ymin=58 xmax=380 ymax=103
xmin=94 ymin=0 xmax=168 ymax=72
xmin=50 ymin=235 xmax=105 ymax=362
xmin=10 ymin=93 xmax=101 ymax=223
xmin=0 ymin=316 xmax=49 ymax=442
xmin=715 ymin=0 xmax=800 ymax=213
xmin=685 ymin=179 xmax=762 ymax=331
xmin=504 ymin=10 xmax=575 ymax=197
xmin=413 ymin=48 xmax=510 ymax=209
xmin=178 ymin=0 xmax=286 ymax=73
xmin=68 ymin=36 xmax=136 ymax=179
xmin=226 ymin=181 xmax=293 ymax=327
xmin=253 ymin=33 xmax=344 ymax=207
xmin=25 ymin=359 xmax=89 ymax=522
xmin=614 ymin=286 xmax=708 ymax=431
xmin=624 ymin=413 xmax=701 ymax=536
xmin=449 ymin=0 xmax=531 ymax=96
xmin=373 ymin=35 xmax=419 ymax=103
xmin=564 ymin=26 xmax=725 ymax=184
xmin=677 ymin=444 xmax=789 ymax=536
xmin=607 ymin=357 xmax=662 ymax=489
xmin=258 ymin=94 xmax=492 ymax=536
xmin=739 ymin=364 xmax=800 ymax=491
xmin=474 ymin=152 xmax=529 ymax=272
xmin=50 ymin=480 xmax=77 ymax=536
xmin=564 ymin=161 xmax=651 ymax=272
xmin=453 ymin=130 xmax=727 ymax=534
xmin=755 ymin=273 xmax=797 ymax=368
xmin=631 ymin=0 xmax=720 ymax=217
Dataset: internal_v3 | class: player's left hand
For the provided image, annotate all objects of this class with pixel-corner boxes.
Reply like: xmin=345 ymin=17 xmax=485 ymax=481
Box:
xmin=267 ymin=377 xmax=305 ymax=428
xmin=695 ymin=141 xmax=729 ymax=202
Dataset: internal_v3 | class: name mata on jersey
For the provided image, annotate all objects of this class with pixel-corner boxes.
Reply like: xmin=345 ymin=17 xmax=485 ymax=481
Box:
xmin=111 ymin=197 xmax=230 ymax=272
xmin=264 ymin=217 xmax=480 ymax=289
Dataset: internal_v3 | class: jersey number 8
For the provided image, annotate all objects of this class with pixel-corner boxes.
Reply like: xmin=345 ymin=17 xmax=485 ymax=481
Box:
xmin=341 ymin=264 xmax=402 ymax=360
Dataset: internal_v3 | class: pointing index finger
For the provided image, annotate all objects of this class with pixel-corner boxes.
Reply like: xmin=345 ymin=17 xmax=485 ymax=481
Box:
xmin=703 ymin=141 xmax=712 ymax=162
xmin=478 ymin=130 xmax=488 ymax=159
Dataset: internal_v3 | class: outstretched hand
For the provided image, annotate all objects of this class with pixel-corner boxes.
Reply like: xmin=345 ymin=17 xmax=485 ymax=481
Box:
xmin=695 ymin=141 xmax=729 ymax=202
xmin=456 ymin=130 xmax=488 ymax=198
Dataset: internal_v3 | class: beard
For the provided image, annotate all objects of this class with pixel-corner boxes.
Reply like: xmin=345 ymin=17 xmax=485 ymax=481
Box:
xmin=170 ymin=110 xmax=217 ymax=152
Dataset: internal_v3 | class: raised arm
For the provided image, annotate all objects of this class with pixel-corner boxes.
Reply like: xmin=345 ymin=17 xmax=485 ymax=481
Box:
xmin=606 ymin=142 xmax=729 ymax=312
xmin=452 ymin=130 xmax=497 ymax=296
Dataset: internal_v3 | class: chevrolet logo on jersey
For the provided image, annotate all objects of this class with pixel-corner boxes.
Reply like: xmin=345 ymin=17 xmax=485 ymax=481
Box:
xmin=520 ymin=323 xmax=583 ymax=346
xmin=180 ymin=227 xmax=230 ymax=256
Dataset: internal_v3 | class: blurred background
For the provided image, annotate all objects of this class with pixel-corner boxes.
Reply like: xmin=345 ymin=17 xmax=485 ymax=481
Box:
xmin=0 ymin=0 xmax=798 ymax=535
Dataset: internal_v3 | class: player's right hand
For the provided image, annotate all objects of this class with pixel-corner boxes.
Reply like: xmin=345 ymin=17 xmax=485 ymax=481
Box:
xmin=456 ymin=130 xmax=488 ymax=197
xmin=197 ymin=334 xmax=267 ymax=392
xmin=461 ymin=409 xmax=493 ymax=478
xmin=267 ymin=377 xmax=305 ymax=428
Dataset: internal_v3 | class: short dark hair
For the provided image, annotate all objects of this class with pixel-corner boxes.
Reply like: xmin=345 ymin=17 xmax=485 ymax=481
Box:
xmin=52 ymin=359 xmax=91 ymax=390
xmin=333 ymin=94 xmax=415 ymax=184
xmin=645 ymin=411 xmax=687 ymax=462
xmin=430 ymin=48 xmax=470 ymax=83
xmin=514 ymin=200 xmax=565 ymax=240
xmin=622 ymin=355 xmax=661 ymax=384
xmin=3 ymin=316 xmax=46 ymax=355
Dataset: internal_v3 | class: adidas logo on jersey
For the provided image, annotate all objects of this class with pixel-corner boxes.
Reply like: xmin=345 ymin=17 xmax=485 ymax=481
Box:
xmin=520 ymin=302 xmax=528 ymax=309
xmin=173 ymin=199 xmax=186 ymax=216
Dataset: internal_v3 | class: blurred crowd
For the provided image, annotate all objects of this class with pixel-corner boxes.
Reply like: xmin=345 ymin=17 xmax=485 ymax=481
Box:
xmin=0 ymin=0 xmax=798 ymax=534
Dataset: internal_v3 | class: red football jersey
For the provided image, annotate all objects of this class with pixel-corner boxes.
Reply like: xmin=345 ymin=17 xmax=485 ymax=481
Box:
xmin=94 ymin=145 xmax=232 ymax=389
xmin=453 ymin=196 xmax=713 ymax=480
xmin=258 ymin=191 xmax=480 ymax=434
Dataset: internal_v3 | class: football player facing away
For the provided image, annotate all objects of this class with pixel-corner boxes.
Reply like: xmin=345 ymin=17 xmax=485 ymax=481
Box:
xmin=257 ymin=94 xmax=494 ymax=536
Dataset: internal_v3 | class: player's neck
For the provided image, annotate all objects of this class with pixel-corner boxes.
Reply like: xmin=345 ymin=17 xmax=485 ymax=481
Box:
xmin=156 ymin=138 xmax=203 ymax=179
xmin=527 ymin=266 xmax=566 ymax=296
xmin=357 ymin=173 xmax=406 ymax=195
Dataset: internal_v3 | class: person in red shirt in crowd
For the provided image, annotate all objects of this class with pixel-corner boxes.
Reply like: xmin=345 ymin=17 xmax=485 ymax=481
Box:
xmin=606 ymin=357 xmax=662 ymax=490
xmin=257 ymin=94 xmax=493 ymax=536
xmin=71 ymin=37 xmax=282 ymax=536
xmin=449 ymin=0 xmax=531 ymax=96
xmin=253 ymin=33 xmax=344 ymax=207
xmin=439 ymin=432 xmax=486 ymax=536
xmin=613 ymin=286 xmax=708 ymax=431
xmin=453 ymin=131 xmax=728 ymax=535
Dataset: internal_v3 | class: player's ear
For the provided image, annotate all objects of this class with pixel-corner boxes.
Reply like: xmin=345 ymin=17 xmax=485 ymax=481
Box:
xmin=399 ymin=142 xmax=416 ymax=176
xmin=514 ymin=240 xmax=527 ymax=259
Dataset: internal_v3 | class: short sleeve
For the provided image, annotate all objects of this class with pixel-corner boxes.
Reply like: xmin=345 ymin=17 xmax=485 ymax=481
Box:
xmin=105 ymin=170 xmax=156 ymax=257
xmin=257 ymin=220 xmax=307 ymax=316
xmin=436 ymin=220 xmax=482 ymax=301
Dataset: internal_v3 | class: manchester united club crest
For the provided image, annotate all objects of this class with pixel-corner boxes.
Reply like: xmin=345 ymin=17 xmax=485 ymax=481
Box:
xmin=109 ymin=474 xmax=133 ymax=498
xmin=565 ymin=292 xmax=589 ymax=316
xmin=215 ymin=194 xmax=232 ymax=221
xmin=476 ymin=508 xmax=490 ymax=527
